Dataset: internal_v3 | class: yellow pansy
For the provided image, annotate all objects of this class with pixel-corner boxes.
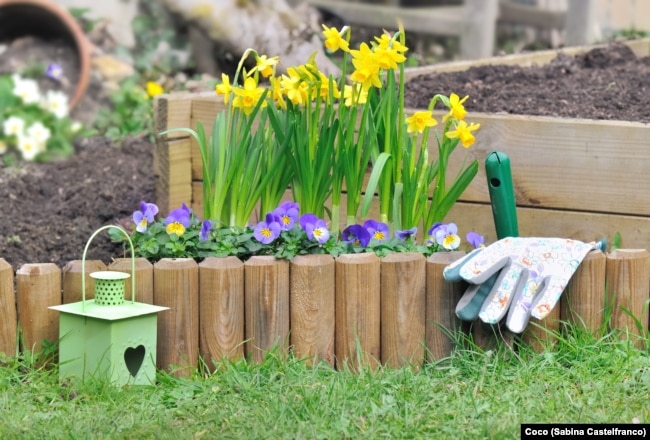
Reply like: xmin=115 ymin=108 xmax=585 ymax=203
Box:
xmin=445 ymin=120 xmax=481 ymax=148
xmin=406 ymin=111 xmax=437 ymax=134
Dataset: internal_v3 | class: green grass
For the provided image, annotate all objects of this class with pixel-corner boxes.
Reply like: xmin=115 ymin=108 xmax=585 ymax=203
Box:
xmin=1 ymin=325 xmax=649 ymax=440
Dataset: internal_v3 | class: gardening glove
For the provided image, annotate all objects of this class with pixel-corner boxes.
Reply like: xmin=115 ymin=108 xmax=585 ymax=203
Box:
xmin=444 ymin=237 xmax=601 ymax=333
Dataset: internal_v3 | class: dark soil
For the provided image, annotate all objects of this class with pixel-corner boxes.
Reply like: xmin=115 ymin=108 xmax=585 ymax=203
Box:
xmin=1 ymin=37 xmax=649 ymax=271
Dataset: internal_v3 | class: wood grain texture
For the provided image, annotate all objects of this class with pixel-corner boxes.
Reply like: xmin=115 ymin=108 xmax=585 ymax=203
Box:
xmin=16 ymin=263 xmax=61 ymax=353
xmin=605 ymin=249 xmax=650 ymax=346
xmin=153 ymin=258 xmax=199 ymax=376
xmin=380 ymin=252 xmax=426 ymax=368
xmin=109 ymin=258 xmax=154 ymax=304
xmin=335 ymin=253 xmax=381 ymax=370
xmin=560 ymin=250 xmax=607 ymax=334
xmin=244 ymin=256 xmax=290 ymax=363
xmin=0 ymin=259 xmax=16 ymax=357
xmin=62 ymin=260 xmax=106 ymax=304
xmin=425 ymin=252 xmax=466 ymax=361
xmin=199 ymin=257 xmax=245 ymax=367
xmin=289 ymin=254 xmax=335 ymax=367
xmin=153 ymin=138 xmax=193 ymax=215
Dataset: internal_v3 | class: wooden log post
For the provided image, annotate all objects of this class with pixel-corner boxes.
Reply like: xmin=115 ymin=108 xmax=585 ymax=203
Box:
xmin=560 ymin=250 xmax=607 ymax=335
xmin=289 ymin=254 xmax=335 ymax=367
xmin=606 ymin=249 xmax=650 ymax=346
xmin=199 ymin=257 xmax=245 ymax=368
xmin=335 ymin=253 xmax=381 ymax=370
xmin=153 ymin=258 xmax=199 ymax=376
xmin=381 ymin=252 xmax=426 ymax=368
xmin=520 ymin=301 xmax=560 ymax=353
xmin=16 ymin=263 xmax=61 ymax=355
xmin=0 ymin=259 xmax=17 ymax=357
xmin=62 ymin=260 xmax=106 ymax=304
xmin=425 ymin=251 xmax=466 ymax=361
xmin=244 ymin=256 xmax=290 ymax=363
xmin=109 ymin=258 xmax=154 ymax=304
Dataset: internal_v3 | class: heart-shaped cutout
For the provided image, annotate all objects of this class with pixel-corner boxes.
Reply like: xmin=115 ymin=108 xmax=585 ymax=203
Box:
xmin=124 ymin=345 xmax=146 ymax=378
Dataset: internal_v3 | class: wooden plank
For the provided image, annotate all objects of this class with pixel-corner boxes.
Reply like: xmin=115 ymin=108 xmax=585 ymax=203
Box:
xmin=16 ymin=263 xmax=61 ymax=354
xmin=0 ymin=258 xmax=16 ymax=357
xmin=153 ymin=92 xmax=194 ymax=140
xmin=461 ymin=0 xmax=499 ymax=59
xmin=498 ymin=0 xmax=566 ymax=29
xmin=154 ymin=138 xmax=193 ymax=214
xmin=244 ymin=256 xmax=290 ymax=363
xmin=109 ymin=258 xmax=154 ymax=304
xmin=303 ymin=1 xmax=465 ymax=36
xmin=153 ymin=258 xmax=199 ymax=377
xmin=62 ymin=259 xmax=107 ymax=303
xmin=440 ymin=111 xmax=650 ymax=217
xmin=403 ymin=38 xmax=650 ymax=81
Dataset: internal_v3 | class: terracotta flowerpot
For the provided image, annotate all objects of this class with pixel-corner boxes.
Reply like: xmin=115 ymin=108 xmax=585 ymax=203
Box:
xmin=0 ymin=0 xmax=91 ymax=110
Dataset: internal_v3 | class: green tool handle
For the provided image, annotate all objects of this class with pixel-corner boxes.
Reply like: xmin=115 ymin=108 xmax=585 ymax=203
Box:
xmin=485 ymin=151 xmax=519 ymax=239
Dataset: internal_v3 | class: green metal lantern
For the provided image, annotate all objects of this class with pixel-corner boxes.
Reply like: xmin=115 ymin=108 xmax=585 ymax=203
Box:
xmin=49 ymin=225 xmax=168 ymax=386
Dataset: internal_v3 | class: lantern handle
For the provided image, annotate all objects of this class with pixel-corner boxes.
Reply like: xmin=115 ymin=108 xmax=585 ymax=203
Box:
xmin=81 ymin=225 xmax=136 ymax=310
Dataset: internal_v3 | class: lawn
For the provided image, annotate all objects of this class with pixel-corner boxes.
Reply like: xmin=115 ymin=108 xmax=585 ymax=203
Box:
xmin=1 ymin=326 xmax=648 ymax=439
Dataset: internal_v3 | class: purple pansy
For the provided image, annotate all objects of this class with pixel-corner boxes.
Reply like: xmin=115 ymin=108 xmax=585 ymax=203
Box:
xmin=363 ymin=219 xmax=390 ymax=243
xmin=341 ymin=224 xmax=371 ymax=248
xmin=273 ymin=201 xmax=300 ymax=230
xmin=165 ymin=205 xmax=191 ymax=236
xmin=200 ymin=220 xmax=213 ymax=241
xmin=254 ymin=213 xmax=282 ymax=244
xmin=466 ymin=231 xmax=485 ymax=249
xmin=46 ymin=63 xmax=63 ymax=81
xmin=435 ymin=223 xmax=461 ymax=250
xmin=299 ymin=213 xmax=319 ymax=230
xmin=133 ymin=201 xmax=159 ymax=233
xmin=304 ymin=218 xmax=330 ymax=244
xmin=396 ymin=227 xmax=417 ymax=241
xmin=427 ymin=222 xmax=443 ymax=237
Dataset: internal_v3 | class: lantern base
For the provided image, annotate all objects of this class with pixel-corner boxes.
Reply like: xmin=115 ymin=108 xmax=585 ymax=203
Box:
xmin=50 ymin=300 xmax=168 ymax=386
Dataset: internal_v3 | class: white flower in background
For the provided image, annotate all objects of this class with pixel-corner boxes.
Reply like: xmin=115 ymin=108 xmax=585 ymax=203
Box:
xmin=0 ymin=140 xmax=7 ymax=155
xmin=2 ymin=116 xmax=26 ymax=136
xmin=12 ymin=75 xmax=41 ymax=105
xmin=27 ymin=121 xmax=51 ymax=144
xmin=71 ymin=121 xmax=82 ymax=133
xmin=42 ymin=90 xmax=69 ymax=119
xmin=16 ymin=133 xmax=41 ymax=161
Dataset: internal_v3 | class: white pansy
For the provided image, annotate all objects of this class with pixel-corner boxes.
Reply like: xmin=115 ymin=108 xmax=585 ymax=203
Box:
xmin=43 ymin=90 xmax=69 ymax=119
xmin=16 ymin=133 xmax=40 ymax=161
xmin=2 ymin=116 xmax=26 ymax=136
xmin=27 ymin=122 xmax=51 ymax=144
xmin=12 ymin=77 xmax=41 ymax=104
xmin=0 ymin=140 xmax=7 ymax=155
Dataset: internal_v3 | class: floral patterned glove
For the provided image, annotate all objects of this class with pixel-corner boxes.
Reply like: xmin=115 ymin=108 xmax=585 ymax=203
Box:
xmin=444 ymin=237 xmax=599 ymax=333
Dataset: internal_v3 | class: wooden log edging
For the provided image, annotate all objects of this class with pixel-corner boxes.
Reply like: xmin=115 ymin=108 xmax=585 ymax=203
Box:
xmin=0 ymin=251 xmax=649 ymax=370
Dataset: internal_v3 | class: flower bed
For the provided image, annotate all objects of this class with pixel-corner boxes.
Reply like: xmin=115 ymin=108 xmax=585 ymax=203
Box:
xmin=153 ymin=37 xmax=650 ymax=250
xmin=1 ymin=248 xmax=648 ymax=374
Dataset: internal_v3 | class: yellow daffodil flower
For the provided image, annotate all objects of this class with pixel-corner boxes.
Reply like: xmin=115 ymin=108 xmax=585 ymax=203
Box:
xmin=252 ymin=54 xmax=279 ymax=78
xmin=232 ymin=77 xmax=267 ymax=115
xmin=374 ymin=33 xmax=408 ymax=54
xmin=322 ymin=24 xmax=350 ymax=53
xmin=343 ymin=84 xmax=368 ymax=106
xmin=270 ymin=76 xmax=287 ymax=110
xmin=406 ymin=111 xmax=438 ymax=134
xmin=350 ymin=43 xmax=382 ymax=89
xmin=445 ymin=120 xmax=481 ymax=148
xmin=215 ymin=73 xmax=232 ymax=105
xmin=146 ymin=81 xmax=163 ymax=98
xmin=443 ymin=93 xmax=469 ymax=122
xmin=280 ymin=67 xmax=308 ymax=106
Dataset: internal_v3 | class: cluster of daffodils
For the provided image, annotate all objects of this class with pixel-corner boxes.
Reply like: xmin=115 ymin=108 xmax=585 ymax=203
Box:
xmin=114 ymin=200 xmax=485 ymax=263
xmin=0 ymin=69 xmax=81 ymax=162
xmin=199 ymin=24 xmax=481 ymax=235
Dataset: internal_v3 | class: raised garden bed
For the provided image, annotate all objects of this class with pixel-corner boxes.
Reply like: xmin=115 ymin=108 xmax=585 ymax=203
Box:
xmin=153 ymin=38 xmax=650 ymax=251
